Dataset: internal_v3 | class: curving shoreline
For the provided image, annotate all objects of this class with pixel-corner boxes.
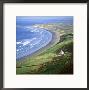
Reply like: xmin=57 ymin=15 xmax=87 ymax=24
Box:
xmin=16 ymin=28 xmax=60 ymax=61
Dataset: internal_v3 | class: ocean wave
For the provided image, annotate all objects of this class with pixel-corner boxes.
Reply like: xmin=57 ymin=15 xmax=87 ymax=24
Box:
xmin=16 ymin=26 xmax=52 ymax=60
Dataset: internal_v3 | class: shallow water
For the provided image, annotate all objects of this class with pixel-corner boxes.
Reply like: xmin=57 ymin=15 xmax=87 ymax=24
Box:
xmin=16 ymin=26 xmax=52 ymax=60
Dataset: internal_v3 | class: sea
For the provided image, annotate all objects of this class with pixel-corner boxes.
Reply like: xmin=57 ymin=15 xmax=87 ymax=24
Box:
xmin=16 ymin=16 xmax=73 ymax=60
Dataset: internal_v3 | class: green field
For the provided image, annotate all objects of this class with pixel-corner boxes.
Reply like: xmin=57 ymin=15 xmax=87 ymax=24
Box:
xmin=16 ymin=33 xmax=73 ymax=74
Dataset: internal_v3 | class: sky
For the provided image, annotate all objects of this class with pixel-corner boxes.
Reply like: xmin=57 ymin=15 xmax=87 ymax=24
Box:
xmin=16 ymin=16 xmax=73 ymax=25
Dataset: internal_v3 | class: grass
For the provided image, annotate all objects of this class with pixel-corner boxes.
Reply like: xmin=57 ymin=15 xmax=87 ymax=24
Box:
xmin=16 ymin=33 xmax=73 ymax=74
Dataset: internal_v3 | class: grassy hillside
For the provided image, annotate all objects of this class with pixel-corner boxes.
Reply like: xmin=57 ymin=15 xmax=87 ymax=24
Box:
xmin=16 ymin=33 xmax=73 ymax=74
